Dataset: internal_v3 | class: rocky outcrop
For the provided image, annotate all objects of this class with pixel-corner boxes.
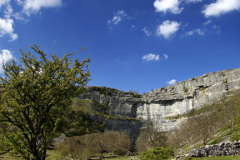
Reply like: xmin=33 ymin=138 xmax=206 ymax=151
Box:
xmin=78 ymin=68 xmax=240 ymax=133
xmin=175 ymin=142 xmax=240 ymax=159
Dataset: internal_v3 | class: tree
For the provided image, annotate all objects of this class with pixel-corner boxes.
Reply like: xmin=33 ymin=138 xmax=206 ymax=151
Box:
xmin=190 ymin=112 xmax=219 ymax=147
xmin=136 ymin=120 xmax=168 ymax=152
xmin=0 ymin=45 xmax=102 ymax=160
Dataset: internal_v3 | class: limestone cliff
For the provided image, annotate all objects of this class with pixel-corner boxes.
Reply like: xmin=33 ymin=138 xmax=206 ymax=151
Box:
xmin=77 ymin=68 xmax=240 ymax=141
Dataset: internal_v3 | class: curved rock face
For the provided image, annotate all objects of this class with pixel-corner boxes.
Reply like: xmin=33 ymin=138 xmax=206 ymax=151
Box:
xmin=78 ymin=68 xmax=240 ymax=133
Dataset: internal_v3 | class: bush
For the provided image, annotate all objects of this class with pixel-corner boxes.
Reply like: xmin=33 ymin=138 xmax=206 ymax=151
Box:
xmin=140 ymin=147 xmax=174 ymax=160
xmin=134 ymin=94 xmax=142 ymax=98
xmin=188 ymin=109 xmax=195 ymax=116
xmin=184 ymin=86 xmax=188 ymax=93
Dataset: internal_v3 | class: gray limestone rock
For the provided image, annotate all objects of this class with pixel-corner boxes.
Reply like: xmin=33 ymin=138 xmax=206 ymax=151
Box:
xmin=77 ymin=68 xmax=240 ymax=140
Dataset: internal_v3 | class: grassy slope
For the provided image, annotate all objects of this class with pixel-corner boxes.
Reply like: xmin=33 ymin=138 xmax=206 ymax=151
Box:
xmin=175 ymin=90 xmax=240 ymax=156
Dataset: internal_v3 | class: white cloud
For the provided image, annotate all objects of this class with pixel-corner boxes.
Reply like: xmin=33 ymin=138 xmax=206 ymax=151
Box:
xmin=163 ymin=54 xmax=168 ymax=59
xmin=141 ymin=27 xmax=152 ymax=36
xmin=0 ymin=0 xmax=10 ymax=8
xmin=0 ymin=49 xmax=14 ymax=73
xmin=142 ymin=53 xmax=160 ymax=61
xmin=156 ymin=20 xmax=180 ymax=39
xmin=9 ymin=33 xmax=18 ymax=41
xmin=185 ymin=0 xmax=202 ymax=3
xmin=116 ymin=10 xmax=126 ymax=16
xmin=12 ymin=12 xmax=25 ymax=20
xmin=203 ymin=19 xmax=212 ymax=25
xmin=167 ymin=79 xmax=176 ymax=85
xmin=21 ymin=0 xmax=62 ymax=14
xmin=0 ymin=2 xmax=18 ymax=41
xmin=108 ymin=10 xmax=127 ymax=25
xmin=112 ymin=16 xmax=121 ymax=25
xmin=182 ymin=28 xmax=205 ymax=37
xmin=4 ymin=4 xmax=13 ymax=19
xmin=153 ymin=0 xmax=183 ymax=14
xmin=0 ymin=18 xmax=18 ymax=41
xmin=131 ymin=25 xmax=135 ymax=28
xmin=202 ymin=0 xmax=240 ymax=17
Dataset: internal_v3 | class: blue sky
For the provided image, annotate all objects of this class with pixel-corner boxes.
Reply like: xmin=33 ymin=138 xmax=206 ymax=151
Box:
xmin=0 ymin=0 xmax=240 ymax=94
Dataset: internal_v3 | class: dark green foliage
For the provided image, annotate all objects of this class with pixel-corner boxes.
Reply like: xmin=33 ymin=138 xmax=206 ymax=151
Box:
xmin=0 ymin=45 xmax=104 ymax=160
xmin=92 ymin=86 xmax=118 ymax=96
xmin=134 ymin=94 xmax=142 ymax=98
xmin=140 ymin=147 xmax=174 ymax=160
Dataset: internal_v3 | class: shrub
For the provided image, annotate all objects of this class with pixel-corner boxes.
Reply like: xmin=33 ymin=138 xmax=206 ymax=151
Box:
xmin=134 ymin=94 xmax=142 ymax=98
xmin=188 ymin=109 xmax=195 ymax=116
xmin=140 ymin=147 xmax=174 ymax=160
xmin=184 ymin=86 xmax=188 ymax=93
xmin=55 ymin=130 xmax=131 ymax=159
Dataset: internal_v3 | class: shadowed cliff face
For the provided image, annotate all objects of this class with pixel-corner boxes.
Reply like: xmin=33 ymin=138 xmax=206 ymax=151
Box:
xmin=77 ymin=68 xmax=240 ymax=135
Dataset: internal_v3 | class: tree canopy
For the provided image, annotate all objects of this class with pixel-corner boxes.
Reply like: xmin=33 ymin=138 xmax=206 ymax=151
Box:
xmin=0 ymin=45 xmax=101 ymax=160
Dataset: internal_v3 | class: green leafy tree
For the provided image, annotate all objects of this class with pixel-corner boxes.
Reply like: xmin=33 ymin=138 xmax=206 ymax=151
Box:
xmin=140 ymin=147 xmax=174 ymax=160
xmin=0 ymin=45 xmax=101 ymax=160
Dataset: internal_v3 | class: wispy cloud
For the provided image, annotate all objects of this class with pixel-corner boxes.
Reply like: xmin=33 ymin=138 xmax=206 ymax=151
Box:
xmin=182 ymin=28 xmax=205 ymax=37
xmin=167 ymin=79 xmax=176 ymax=85
xmin=185 ymin=0 xmax=202 ymax=3
xmin=108 ymin=10 xmax=127 ymax=25
xmin=0 ymin=49 xmax=14 ymax=73
xmin=127 ymin=17 xmax=135 ymax=20
xmin=154 ymin=0 xmax=183 ymax=14
xmin=202 ymin=0 xmax=240 ymax=17
xmin=203 ymin=19 xmax=212 ymax=25
xmin=142 ymin=53 xmax=160 ymax=61
xmin=213 ymin=25 xmax=220 ymax=34
xmin=0 ymin=0 xmax=10 ymax=8
xmin=141 ymin=27 xmax=152 ymax=36
xmin=163 ymin=54 xmax=168 ymax=59
xmin=156 ymin=20 xmax=180 ymax=39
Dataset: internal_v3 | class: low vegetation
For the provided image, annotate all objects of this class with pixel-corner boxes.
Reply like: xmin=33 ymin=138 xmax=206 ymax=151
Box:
xmin=140 ymin=147 xmax=174 ymax=160
xmin=92 ymin=86 xmax=119 ymax=96
xmin=54 ymin=130 xmax=131 ymax=159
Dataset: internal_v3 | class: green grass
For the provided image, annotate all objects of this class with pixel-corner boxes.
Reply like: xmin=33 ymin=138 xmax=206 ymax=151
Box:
xmin=208 ymin=131 xmax=232 ymax=145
